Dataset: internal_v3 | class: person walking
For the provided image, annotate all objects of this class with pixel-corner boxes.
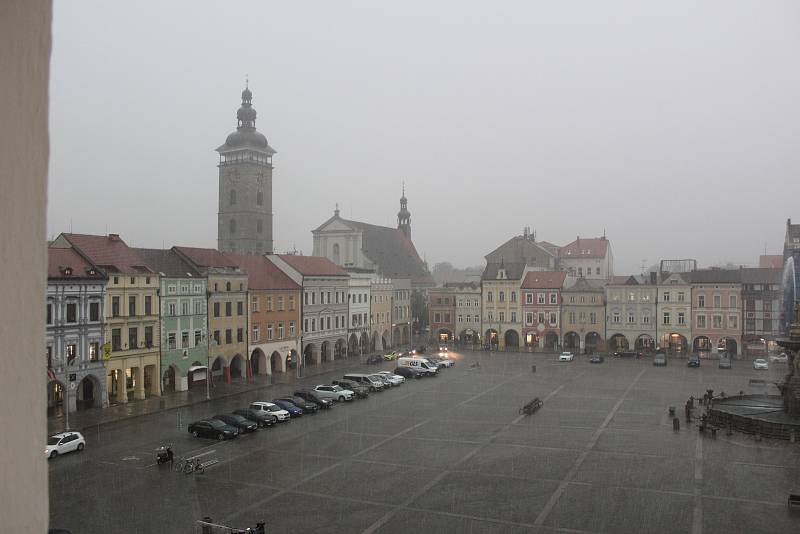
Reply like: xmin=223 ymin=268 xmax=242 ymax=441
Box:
xmin=166 ymin=446 xmax=174 ymax=467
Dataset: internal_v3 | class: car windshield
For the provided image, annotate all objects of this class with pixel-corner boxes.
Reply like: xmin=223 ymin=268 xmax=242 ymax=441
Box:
xmin=47 ymin=436 xmax=61 ymax=445
xmin=266 ymin=405 xmax=281 ymax=412
xmin=329 ymin=385 xmax=342 ymax=391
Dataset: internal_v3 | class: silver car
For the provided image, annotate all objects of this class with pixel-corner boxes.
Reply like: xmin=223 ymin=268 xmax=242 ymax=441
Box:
xmin=377 ymin=371 xmax=405 ymax=386
xmin=313 ymin=384 xmax=354 ymax=402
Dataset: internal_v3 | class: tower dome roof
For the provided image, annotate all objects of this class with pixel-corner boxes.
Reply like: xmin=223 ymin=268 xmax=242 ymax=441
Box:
xmin=225 ymin=129 xmax=269 ymax=149
xmin=216 ymin=84 xmax=276 ymax=155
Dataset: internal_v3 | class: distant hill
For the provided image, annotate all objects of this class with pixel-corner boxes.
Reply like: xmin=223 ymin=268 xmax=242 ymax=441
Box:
xmin=432 ymin=262 xmax=483 ymax=286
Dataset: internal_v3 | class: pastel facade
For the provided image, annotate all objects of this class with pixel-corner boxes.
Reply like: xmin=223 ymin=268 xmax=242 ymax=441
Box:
xmin=521 ymin=271 xmax=567 ymax=351
xmin=689 ymin=270 xmax=742 ymax=356
xmin=347 ymin=270 xmax=373 ymax=357
xmin=370 ymin=277 xmax=393 ymax=351
xmin=741 ymin=268 xmax=783 ymax=355
xmin=481 ymin=263 xmax=524 ymax=349
xmin=656 ymin=272 xmax=692 ymax=354
xmin=604 ymin=275 xmax=658 ymax=353
xmin=46 ymin=248 xmax=107 ymax=414
xmin=448 ymin=282 xmax=482 ymax=345
xmin=558 ymin=236 xmax=614 ymax=280
xmin=392 ymin=278 xmax=412 ymax=347
xmin=560 ymin=278 xmax=606 ymax=353
xmin=429 ymin=287 xmax=456 ymax=343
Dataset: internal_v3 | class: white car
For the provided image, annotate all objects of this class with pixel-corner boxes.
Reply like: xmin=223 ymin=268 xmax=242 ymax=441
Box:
xmin=46 ymin=431 xmax=85 ymax=459
xmin=313 ymin=384 xmax=355 ymax=402
xmin=377 ymin=371 xmax=405 ymax=385
xmin=559 ymin=352 xmax=574 ymax=362
xmin=768 ymin=353 xmax=788 ymax=364
xmin=249 ymin=401 xmax=291 ymax=422
xmin=753 ymin=359 xmax=769 ymax=370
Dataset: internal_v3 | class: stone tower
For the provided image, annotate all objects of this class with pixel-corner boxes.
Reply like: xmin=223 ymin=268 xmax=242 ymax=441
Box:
xmin=397 ymin=184 xmax=411 ymax=239
xmin=216 ymin=84 xmax=276 ymax=255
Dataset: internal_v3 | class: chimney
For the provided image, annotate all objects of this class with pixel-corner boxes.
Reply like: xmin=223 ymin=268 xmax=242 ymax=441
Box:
xmin=108 ymin=233 xmax=120 ymax=241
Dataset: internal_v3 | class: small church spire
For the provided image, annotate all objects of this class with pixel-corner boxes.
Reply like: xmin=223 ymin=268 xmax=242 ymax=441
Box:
xmin=397 ymin=183 xmax=411 ymax=239
xmin=334 ymin=203 xmax=340 ymax=217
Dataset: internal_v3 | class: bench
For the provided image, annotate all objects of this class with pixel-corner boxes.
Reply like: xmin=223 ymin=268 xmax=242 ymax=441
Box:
xmin=519 ymin=398 xmax=543 ymax=416
xmin=789 ymin=494 xmax=800 ymax=509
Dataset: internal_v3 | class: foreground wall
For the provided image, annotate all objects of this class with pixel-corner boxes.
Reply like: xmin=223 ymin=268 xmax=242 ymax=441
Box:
xmin=0 ymin=1 xmax=51 ymax=531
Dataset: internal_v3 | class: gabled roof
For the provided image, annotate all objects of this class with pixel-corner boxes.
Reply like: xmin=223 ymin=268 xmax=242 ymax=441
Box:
xmin=521 ymin=271 xmax=567 ymax=290
xmin=481 ymin=262 xmax=527 ymax=281
xmin=47 ymin=248 xmax=105 ymax=280
xmin=337 ymin=218 xmax=433 ymax=286
xmin=134 ymin=248 xmax=199 ymax=277
xmin=607 ymin=275 xmax=650 ymax=286
xmin=740 ymin=267 xmax=782 ymax=285
xmin=688 ymin=269 xmax=742 ymax=284
xmin=173 ymin=246 xmax=238 ymax=269
xmin=224 ymin=253 xmax=300 ymax=290
xmin=276 ymin=254 xmax=348 ymax=277
xmin=484 ymin=235 xmax=555 ymax=264
xmin=58 ymin=233 xmax=153 ymax=274
xmin=559 ymin=237 xmax=609 ymax=259
xmin=444 ymin=281 xmax=480 ymax=290
xmin=562 ymin=277 xmax=605 ymax=292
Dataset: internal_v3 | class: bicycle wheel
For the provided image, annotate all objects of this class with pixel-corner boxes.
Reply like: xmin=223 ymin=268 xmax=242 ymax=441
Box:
xmin=174 ymin=460 xmax=186 ymax=473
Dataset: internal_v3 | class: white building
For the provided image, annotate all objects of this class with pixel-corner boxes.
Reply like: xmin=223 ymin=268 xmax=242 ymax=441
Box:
xmin=346 ymin=269 xmax=373 ymax=357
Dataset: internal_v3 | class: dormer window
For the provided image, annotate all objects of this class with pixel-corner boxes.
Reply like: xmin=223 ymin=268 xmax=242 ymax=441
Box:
xmin=60 ymin=266 xmax=73 ymax=276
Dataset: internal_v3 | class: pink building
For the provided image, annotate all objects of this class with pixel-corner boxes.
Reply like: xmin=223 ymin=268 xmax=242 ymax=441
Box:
xmin=689 ymin=269 xmax=742 ymax=356
xmin=521 ymin=271 xmax=567 ymax=351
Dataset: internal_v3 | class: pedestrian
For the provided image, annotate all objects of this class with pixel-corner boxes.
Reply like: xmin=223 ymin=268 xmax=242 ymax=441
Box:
xmin=166 ymin=446 xmax=174 ymax=467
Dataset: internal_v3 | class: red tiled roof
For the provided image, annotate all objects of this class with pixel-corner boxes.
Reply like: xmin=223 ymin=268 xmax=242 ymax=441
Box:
xmin=277 ymin=254 xmax=348 ymax=277
xmin=47 ymin=247 xmax=105 ymax=280
xmin=60 ymin=233 xmax=153 ymax=274
xmin=173 ymin=246 xmax=238 ymax=269
xmin=558 ymin=237 xmax=609 ymax=259
xmin=224 ymin=253 xmax=300 ymax=290
xmin=521 ymin=271 xmax=567 ymax=289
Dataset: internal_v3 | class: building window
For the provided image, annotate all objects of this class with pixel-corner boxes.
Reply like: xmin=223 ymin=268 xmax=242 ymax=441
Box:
xmin=257 ymin=190 xmax=263 ymax=205
xmin=510 ymin=312 xmax=516 ymax=322
xmin=267 ymin=296 xmax=272 ymax=311
xmin=596 ymin=267 xmax=600 ymax=275
xmin=46 ymin=303 xmax=53 ymax=325
xmin=168 ymin=303 xmax=176 ymax=316
xmin=678 ymin=312 xmax=685 ymax=325
xmin=714 ymin=295 xmax=721 ymax=308
xmin=128 ymin=296 xmax=136 ymax=316
xmin=145 ymin=326 xmax=153 ymax=348
xmin=213 ymin=330 xmax=220 ymax=345
xmin=66 ymin=343 xmax=77 ymax=364
xmin=237 ymin=328 xmax=243 ymax=343
xmin=627 ymin=312 xmax=635 ymax=324
xmin=89 ymin=342 xmax=99 ymax=361
xmin=230 ymin=189 xmax=237 ymax=205
xmin=591 ymin=296 xmax=597 ymax=304
xmin=237 ymin=301 xmax=244 ymax=315
xmin=289 ymin=321 xmax=295 ymax=336
xmin=510 ymin=291 xmax=516 ymax=302
xmin=578 ymin=267 xmax=583 ymax=277
xmin=130 ymin=277 xmax=135 ymax=285
xmin=713 ymin=315 xmax=722 ymax=328
xmin=194 ymin=300 xmax=203 ymax=315
xmin=327 ymin=317 xmax=331 ymax=330
xmin=590 ymin=312 xmax=596 ymax=324
xmin=312 ymin=319 xmax=316 ymax=332
xmin=181 ymin=331 xmax=189 ymax=348
xmin=289 ymin=296 xmax=295 ymax=310
xmin=113 ymin=276 xmax=119 ymax=285
xmin=112 ymin=328 xmax=121 ymax=351
xmin=257 ymin=219 xmax=263 ymax=233
xmin=225 ymin=329 xmax=232 ymax=344
xmin=612 ymin=312 xmax=620 ymax=324
xmin=568 ymin=311 xmax=575 ymax=324
xmin=129 ymin=327 xmax=138 ymax=349
xmin=663 ymin=291 xmax=670 ymax=302
xmin=194 ymin=330 xmax=202 ymax=346
xmin=229 ymin=219 xmax=236 ymax=234
xmin=89 ymin=302 xmax=100 ymax=322
xmin=499 ymin=312 xmax=505 ymax=322
xmin=112 ymin=296 xmax=120 ymax=317
xmin=66 ymin=302 xmax=77 ymax=323
xmin=499 ymin=292 xmax=505 ymax=302
xmin=663 ymin=312 xmax=670 ymax=325
xmin=145 ymin=295 xmax=152 ymax=315
xmin=526 ymin=313 xmax=533 ymax=325
xmin=549 ymin=312 xmax=557 ymax=326
xmin=213 ymin=302 xmax=220 ymax=317
xmin=697 ymin=315 xmax=706 ymax=328
xmin=181 ymin=301 xmax=189 ymax=315
xmin=277 ymin=296 xmax=284 ymax=311
xmin=730 ymin=295 xmax=737 ymax=308
xmin=251 ymin=297 xmax=259 ymax=312
xmin=225 ymin=302 xmax=232 ymax=316
xmin=549 ymin=293 xmax=557 ymax=304
xmin=278 ymin=322 xmax=284 ymax=338
xmin=698 ymin=294 xmax=705 ymax=308
xmin=677 ymin=292 xmax=685 ymax=302
xmin=538 ymin=293 xmax=545 ymax=304
xmin=642 ymin=314 xmax=650 ymax=325
xmin=252 ymin=325 xmax=260 ymax=342
xmin=167 ymin=333 xmax=177 ymax=350
xmin=525 ymin=294 xmax=533 ymax=304
xmin=226 ymin=282 xmax=232 ymax=292
xmin=487 ymin=291 xmax=493 ymax=302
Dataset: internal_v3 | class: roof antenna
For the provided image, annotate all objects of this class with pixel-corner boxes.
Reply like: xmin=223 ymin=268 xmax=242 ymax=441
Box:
xmin=245 ymin=74 xmax=249 ymax=89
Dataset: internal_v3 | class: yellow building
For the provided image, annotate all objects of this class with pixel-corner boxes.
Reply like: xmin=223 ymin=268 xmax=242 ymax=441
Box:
xmin=52 ymin=234 xmax=161 ymax=404
xmin=481 ymin=262 xmax=524 ymax=349
xmin=561 ymin=277 xmax=606 ymax=354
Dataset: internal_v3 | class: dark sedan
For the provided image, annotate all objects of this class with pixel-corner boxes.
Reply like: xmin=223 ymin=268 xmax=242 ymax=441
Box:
xmin=589 ymin=354 xmax=604 ymax=364
xmin=688 ymin=355 xmax=701 ymax=367
xmin=293 ymin=389 xmax=334 ymax=408
xmin=233 ymin=408 xmax=277 ymax=428
xmin=331 ymin=379 xmax=370 ymax=398
xmin=214 ymin=413 xmax=258 ymax=433
xmin=188 ymin=419 xmax=238 ymax=440
xmin=366 ymin=354 xmax=384 ymax=365
xmin=277 ymin=396 xmax=319 ymax=414
xmin=393 ymin=366 xmax=424 ymax=379
xmin=272 ymin=399 xmax=303 ymax=417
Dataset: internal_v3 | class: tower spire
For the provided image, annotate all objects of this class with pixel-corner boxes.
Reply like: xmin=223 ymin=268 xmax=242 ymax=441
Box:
xmin=397 ymin=183 xmax=411 ymax=239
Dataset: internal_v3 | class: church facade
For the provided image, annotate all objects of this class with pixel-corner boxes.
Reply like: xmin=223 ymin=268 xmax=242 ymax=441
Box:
xmin=216 ymin=85 xmax=275 ymax=255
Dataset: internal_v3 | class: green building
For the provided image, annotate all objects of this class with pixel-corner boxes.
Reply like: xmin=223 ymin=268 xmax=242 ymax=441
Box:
xmin=135 ymin=248 xmax=208 ymax=392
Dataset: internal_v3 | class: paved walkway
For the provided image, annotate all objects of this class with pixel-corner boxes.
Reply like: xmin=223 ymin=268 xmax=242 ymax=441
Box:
xmin=47 ymin=355 xmax=372 ymax=434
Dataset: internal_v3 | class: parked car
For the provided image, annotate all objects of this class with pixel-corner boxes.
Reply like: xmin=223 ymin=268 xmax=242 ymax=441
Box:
xmin=377 ymin=370 xmax=405 ymax=386
xmin=366 ymin=354 xmax=384 ymax=365
xmin=277 ymin=396 xmax=319 ymax=414
xmin=559 ymin=352 xmax=574 ymax=362
xmin=343 ymin=373 xmax=386 ymax=391
xmin=428 ymin=356 xmax=455 ymax=368
xmin=249 ymin=401 xmax=291 ymax=422
xmin=397 ymin=357 xmax=439 ymax=375
xmin=233 ymin=408 xmax=277 ymax=427
xmin=313 ymin=384 xmax=355 ymax=402
xmin=687 ymin=355 xmax=701 ymax=368
xmin=294 ymin=389 xmax=334 ymax=408
xmin=46 ymin=431 xmax=85 ymax=459
xmin=653 ymin=353 xmax=667 ymax=366
xmin=331 ymin=379 xmax=370 ymax=398
xmin=769 ymin=353 xmax=788 ymax=364
xmin=188 ymin=419 xmax=238 ymax=440
xmin=214 ymin=414 xmax=258 ymax=433
xmin=393 ymin=366 xmax=425 ymax=379
xmin=371 ymin=373 xmax=394 ymax=388
xmin=753 ymin=359 xmax=769 ymax=370
xmin=718 ymin=357 xmax=732 ymax=369
xmin=589 ymin=354 xmax=604 ymax=364
xmin=384 ymin=351 xmax=398 ymax=361
xmin=271 ymin=399 xmax=304 ymax=416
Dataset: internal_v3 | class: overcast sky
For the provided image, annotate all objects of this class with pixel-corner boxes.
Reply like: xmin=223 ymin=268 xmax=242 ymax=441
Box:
xmin=48 ymin=1 xmax=800 ymax=274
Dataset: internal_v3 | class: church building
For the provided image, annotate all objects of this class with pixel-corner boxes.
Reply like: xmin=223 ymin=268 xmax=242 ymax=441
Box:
xmin=216 ymin=84 xmax=276 ymax=255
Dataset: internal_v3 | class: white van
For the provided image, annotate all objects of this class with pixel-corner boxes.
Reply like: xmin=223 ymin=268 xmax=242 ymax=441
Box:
xmin=397 ymin=357 xmax=438 ymax=376
xmin=342 ymin=373 xmax=385 ymax=391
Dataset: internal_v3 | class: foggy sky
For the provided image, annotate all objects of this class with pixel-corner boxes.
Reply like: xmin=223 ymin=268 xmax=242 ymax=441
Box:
xmin=48 ymin=1 xmax=800 ymax=274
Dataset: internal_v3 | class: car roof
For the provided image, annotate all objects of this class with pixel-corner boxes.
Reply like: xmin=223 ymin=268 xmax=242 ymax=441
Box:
xmin=50 ymin=432 xmax=81 ymax=438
